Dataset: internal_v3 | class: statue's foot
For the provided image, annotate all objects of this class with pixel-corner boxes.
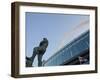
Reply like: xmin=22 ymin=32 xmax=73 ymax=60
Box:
xmin=26 ymin=57 xmax=31 ymax=61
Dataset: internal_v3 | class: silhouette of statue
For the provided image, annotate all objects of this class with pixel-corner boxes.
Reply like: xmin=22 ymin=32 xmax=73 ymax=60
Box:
xmin=26 ymin=38 xmax=48 ymax=67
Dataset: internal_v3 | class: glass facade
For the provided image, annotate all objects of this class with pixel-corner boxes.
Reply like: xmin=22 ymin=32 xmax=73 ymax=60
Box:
xmin=44 ymin=31 xmax=89 ymax=66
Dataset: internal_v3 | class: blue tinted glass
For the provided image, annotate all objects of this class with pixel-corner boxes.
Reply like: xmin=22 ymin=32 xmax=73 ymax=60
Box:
xmin=57 ymin=52 xmax=63 ymax=65
xmin=70 ymin=45 xmax=78 ymax=56
xmin=63 ymin=48 xmax=72 ymax=63
xmin=84 ymin=34 xmax=89 ymax=48
xmin=76 ymin=38 xmax=87 ymax=54
xmin=54 ymin=53 xmax=59 ymax=65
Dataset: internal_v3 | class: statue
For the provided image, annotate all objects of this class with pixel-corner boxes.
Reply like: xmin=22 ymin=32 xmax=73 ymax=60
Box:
xmin=26 ymin=38 xmax=48 ymax=67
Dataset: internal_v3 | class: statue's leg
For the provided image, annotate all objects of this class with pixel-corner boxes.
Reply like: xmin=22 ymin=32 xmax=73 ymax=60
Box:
xmin=38 ymin=54 xmax=43 ymax=67
xmin=26 ymin=48 xmax=38 ymax=67
xmin=31 ymin=48 xmax=38 ymax=64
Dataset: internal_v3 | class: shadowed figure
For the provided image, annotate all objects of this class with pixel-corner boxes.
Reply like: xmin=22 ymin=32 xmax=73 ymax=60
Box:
xmin=26 ymin=38 xmax=48 ymax=67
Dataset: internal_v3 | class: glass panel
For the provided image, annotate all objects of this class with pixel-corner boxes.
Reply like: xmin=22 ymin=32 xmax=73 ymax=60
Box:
xmin=70 ymin=45 xmax=78 ymax=56
xmin=62 ymin=47 xmax=72 ymax=63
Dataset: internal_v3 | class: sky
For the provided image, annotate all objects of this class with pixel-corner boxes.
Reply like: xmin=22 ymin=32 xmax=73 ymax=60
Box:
xmin=25 ymin=12 xmax=89 ymax=66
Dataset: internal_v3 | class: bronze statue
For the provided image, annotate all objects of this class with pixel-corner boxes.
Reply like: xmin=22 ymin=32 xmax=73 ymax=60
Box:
xmin=26 ymin=38 xmax=48 ymax=67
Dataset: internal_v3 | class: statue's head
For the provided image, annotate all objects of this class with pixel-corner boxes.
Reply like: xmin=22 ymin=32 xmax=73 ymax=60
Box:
xmin=43 ymin=38 xmax=47 ymax=41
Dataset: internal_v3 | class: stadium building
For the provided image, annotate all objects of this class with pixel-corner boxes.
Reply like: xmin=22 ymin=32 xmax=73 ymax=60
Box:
xmin=43 ymin=30 xmax=89 ymax=66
